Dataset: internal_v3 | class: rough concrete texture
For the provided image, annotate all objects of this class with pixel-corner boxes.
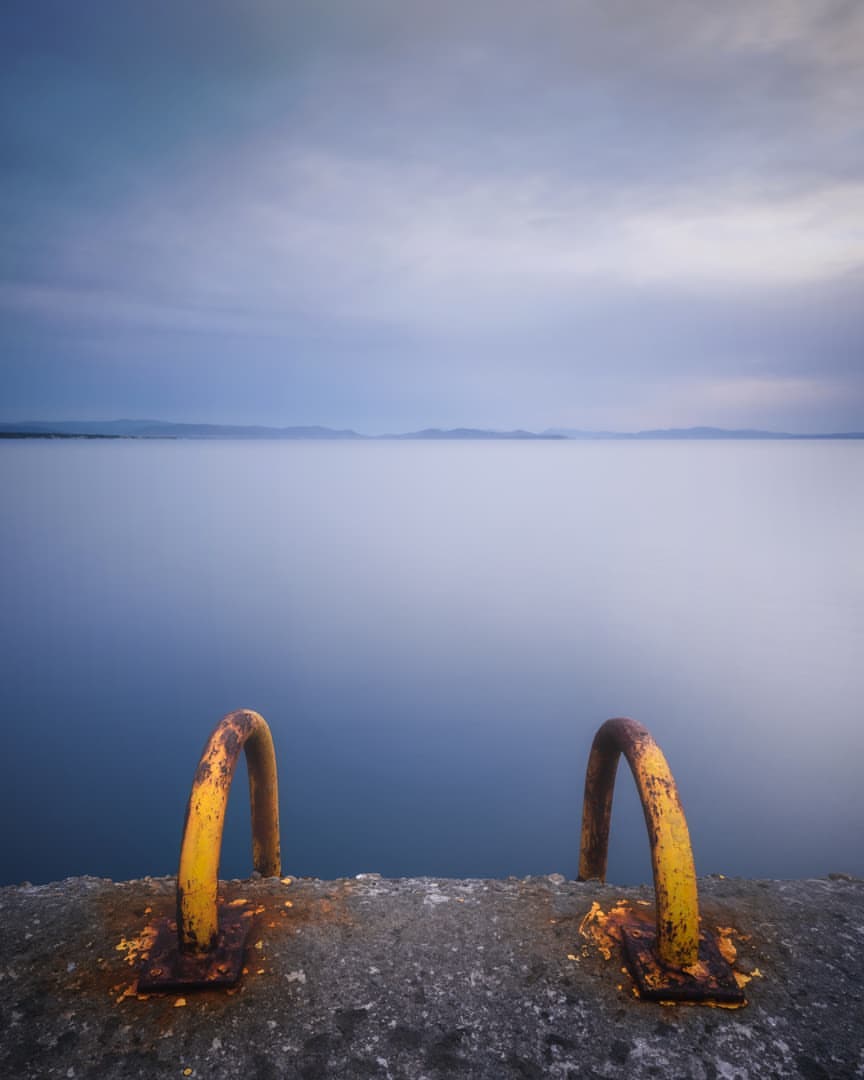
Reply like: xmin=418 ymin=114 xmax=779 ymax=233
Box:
xmin=0 ymin=874 xmax=862 ymax=1079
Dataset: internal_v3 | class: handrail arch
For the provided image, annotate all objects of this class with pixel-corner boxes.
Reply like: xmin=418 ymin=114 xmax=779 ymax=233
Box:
xmin=578 ymin=717 xmax=699 ymax=968
xmin=177 ymin=709 xmax=281 ymax=954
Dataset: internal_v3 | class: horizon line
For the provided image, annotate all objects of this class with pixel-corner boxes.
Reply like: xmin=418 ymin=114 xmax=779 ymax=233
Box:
xmin=2 ymin=419 xmax=864 ymax=440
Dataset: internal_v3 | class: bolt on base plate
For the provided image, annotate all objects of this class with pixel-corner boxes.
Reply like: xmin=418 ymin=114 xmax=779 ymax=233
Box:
xmin=622 ymin=926 xmax=746 ymax=1005
xmin=137 ymin=908 xmax=251 ymax=992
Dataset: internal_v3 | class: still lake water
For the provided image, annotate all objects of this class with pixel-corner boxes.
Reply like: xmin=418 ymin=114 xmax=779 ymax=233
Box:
xmin=1 ymin=439 xmax=861 ymax=886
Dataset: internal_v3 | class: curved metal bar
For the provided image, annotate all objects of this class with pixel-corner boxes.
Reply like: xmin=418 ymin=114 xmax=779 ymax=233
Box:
xmin=177 ymin=709 xmax=281 ymax=954
xmin=578 ymin=717 xmax=699 ymax=967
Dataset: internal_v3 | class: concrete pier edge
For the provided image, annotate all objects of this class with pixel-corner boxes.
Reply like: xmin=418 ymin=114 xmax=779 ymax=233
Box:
xmin=1 ymin=873 xmax=862 ymax=1078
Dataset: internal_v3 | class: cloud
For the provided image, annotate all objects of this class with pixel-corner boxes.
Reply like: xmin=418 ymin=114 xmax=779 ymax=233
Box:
xmin=1 ymin=0 xmax=862 ymax=429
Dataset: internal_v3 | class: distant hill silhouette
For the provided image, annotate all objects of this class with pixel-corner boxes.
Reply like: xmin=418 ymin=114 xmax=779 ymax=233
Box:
xmin=1 ymin=420 xmax=862 ymax=440
xmin=544 ymin=425 xmax=864 ymax=440
xmin=0 ymin=420 xmax=364 ymax=439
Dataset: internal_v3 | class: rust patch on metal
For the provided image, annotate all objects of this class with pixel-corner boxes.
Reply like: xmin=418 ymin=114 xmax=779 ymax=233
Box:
xmin=193 ymin=759 xmax=212 ymax=786
xmin=622 ymin=924 xmax=746 ymax=1005
xmin=137 ymin=907 xmax=251 ymax=992
xmin=579 ymin=899 xmax=748 ymax=1007
xmin=60 ymin=878 xmax=355 ymax=1021
xmin=124 ymin=879 xmax=355 ymax=998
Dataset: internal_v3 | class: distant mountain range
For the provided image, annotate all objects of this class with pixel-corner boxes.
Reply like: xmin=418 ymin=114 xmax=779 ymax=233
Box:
xmin=0 ymin=420 xmax=563 ymax=440
xmin=0 ymin=420 xmax=362 ymax=439
xmin=1 ymin=420 xmax=863 ymax=440
xmin=544 ymin=425 xmax=864 ymax=440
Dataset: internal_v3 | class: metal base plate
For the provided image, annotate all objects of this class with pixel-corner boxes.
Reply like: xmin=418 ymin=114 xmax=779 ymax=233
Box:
xmin=137 ymin=908 xmax=251 ymax=992
xmin=622 ymin=926 xmax=746 ymax=1005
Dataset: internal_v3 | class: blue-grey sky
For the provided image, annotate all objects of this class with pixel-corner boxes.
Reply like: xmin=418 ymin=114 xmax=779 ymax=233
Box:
xmin=2 ymin=0 xmax=863 ymax=432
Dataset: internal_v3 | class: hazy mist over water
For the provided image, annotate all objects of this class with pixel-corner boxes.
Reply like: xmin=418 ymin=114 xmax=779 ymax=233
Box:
xmin=1 ymin=439 xmax=861 ymax=886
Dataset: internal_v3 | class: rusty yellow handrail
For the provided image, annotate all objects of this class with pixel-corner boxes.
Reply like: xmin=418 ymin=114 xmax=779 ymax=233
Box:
xmin=177 ymin=709 xmax=281 ymax=954
xmin=578 ymin=717 xmax=699 ymax=968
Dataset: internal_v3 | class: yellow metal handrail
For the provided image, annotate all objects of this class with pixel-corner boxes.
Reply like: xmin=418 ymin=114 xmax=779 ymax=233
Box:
xmin=177 ymin=709 xmax=281 ymax=954
xmin=578 ymin=717 xmax=699 ymax=967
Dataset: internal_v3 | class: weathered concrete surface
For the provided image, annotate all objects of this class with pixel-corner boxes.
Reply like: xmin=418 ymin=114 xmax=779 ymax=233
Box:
xmin=0 ymin=874 xmax=861 ymax=1079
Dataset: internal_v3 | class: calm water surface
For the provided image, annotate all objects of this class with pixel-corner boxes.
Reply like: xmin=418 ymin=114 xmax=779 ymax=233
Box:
xmin=1 ymin=440 xmax=861 ymax=885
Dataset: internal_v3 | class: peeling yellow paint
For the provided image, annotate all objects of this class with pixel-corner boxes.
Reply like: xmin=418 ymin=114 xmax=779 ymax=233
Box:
xmin=114 ymin=926 xmax=158 ymax=968
xmin=716 ymin=927 xmax=737 ymax=965
xmin=114 ymin=983 xmax=138 ymax=1004
xmin=578 ymin=900 xmax=624 ymax=961
xmin=716 ymin=926 xmax=762 ymax=989
xmin=578 ymin=901 xmax=602 ymax=938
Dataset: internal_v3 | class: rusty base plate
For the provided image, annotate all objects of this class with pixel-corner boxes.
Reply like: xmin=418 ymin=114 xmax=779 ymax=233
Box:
xmin=622 ymin=926 xmax=746 ymax=1005
xmin=137 ymin=909 xmax=251 ymax=992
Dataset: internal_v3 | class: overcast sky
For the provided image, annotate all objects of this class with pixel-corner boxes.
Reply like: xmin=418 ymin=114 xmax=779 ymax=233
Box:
xmin=2 ymin=0 xmax=863 ymax=432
